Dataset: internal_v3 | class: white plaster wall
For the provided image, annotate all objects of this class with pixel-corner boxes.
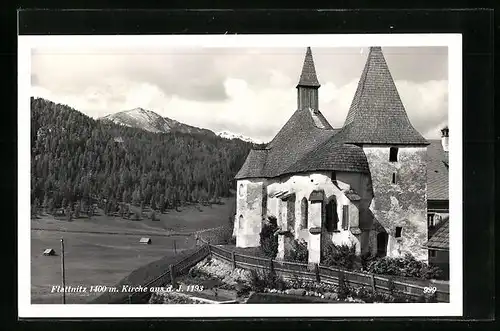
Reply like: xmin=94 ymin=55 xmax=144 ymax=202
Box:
xmin=235 ymin=178 xmax=267 ymax=248
xmin=264 ymin=171 xmax=371 ymax=263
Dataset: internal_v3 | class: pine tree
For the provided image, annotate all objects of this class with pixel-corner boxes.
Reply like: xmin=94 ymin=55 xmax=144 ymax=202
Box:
xmin=74 ymin=201 xmax=81 ymax=218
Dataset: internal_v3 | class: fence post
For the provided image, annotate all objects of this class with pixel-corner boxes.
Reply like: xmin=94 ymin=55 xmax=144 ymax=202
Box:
xmin=269 ymin=258 xmax=274 ymax=273
xmin=314 ymin=263 xmax=320 ymax=283
xmin=370 ymin=274 xmax=376 ymax=293
xmin=338 ymin=270 xmax=344 ymax=287
xmin=169 ymin=264 xmax=175 ymax=285
xmin=231 ymin=251 xmax=236 ymax=270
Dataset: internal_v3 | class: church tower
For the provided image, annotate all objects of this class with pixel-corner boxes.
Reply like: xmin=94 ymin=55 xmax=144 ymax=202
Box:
xmin=337 ymin=46 xmax=430 ymax=261
xmin=297 ymin=47 xmax=320 ymax=110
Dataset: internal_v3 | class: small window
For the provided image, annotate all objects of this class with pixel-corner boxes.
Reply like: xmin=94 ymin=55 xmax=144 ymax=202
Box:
xmin=395 ymin=226 xmax=402 ymax=238
xmin=390 ymin=147 xmax=398 ymax=162
xmin=429 ymin=250 xmax=437 ymax=258
xmin=300 ymin=198 xmax=308 ymax=229
xmin=238 ymin=215 xmax=244 ymax=230
xmin=342 ymin=205 xmax=349 ymax=230
xmin=238 ymin=183 xmax=244 ymax=197
xmin=325 ymin=199 xmax=339 ymax=232
xmin=331 ymin=171 xmax=337 ymax=183
xmin=392 ymin=173 xmax=397 ymax=184
xmin=427 ymin=213 xmax=435 ymax=227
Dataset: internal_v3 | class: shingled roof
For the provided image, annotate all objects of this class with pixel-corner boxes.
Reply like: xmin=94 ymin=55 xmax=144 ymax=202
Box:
xmin=297 ymin=47 xmax=321 ymax=88
xmin=335 ymin=47 xmax=429 ymax=145
xmin=427 ymin=140 xmax=449 ymax=200
xmin=424 ymin=218 xmax=449 ymax=250
xmin=235 ymin=46 xmax=433 ymax=181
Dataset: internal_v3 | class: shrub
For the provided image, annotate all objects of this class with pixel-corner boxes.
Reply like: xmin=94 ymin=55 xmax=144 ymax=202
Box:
xmin=285 ymin=239 xmax=308 ymax=263
xmin=249 ymin=269 xmax=286 ymax=292
xmin=260 ymin=216 xmax=279 ymax=259
xmin=321 ymin=242 xmax=357 ymax=270
xmin=367 ymin=253 xmax=443 ymax=280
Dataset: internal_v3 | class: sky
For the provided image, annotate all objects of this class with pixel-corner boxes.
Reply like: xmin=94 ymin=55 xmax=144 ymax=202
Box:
xmin=31 ymin=46 xmax=448 ymax=142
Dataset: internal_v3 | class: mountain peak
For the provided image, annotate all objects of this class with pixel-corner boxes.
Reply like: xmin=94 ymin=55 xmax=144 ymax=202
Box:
xmin=98 ymin=108 xmax=216 ymax=137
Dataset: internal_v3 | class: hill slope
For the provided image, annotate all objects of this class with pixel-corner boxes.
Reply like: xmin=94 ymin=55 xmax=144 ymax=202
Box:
xmin=31 ymin=97 xmax=252 ymax=212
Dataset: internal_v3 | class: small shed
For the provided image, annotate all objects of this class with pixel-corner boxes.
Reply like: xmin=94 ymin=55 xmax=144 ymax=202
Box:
xmin=139 ymin=237 xmax=152 ymax=245
xmin=43 ymin=248 xmax=56 ymax=256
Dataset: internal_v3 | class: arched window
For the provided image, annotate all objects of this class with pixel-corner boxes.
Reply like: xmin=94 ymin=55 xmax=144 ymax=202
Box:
xmin=238 ymin=183 xmax=244 ymax=197
xmin=325 ymin=197 xmax=339 ymax=232
xmin=300 ymin=198 xmax=308 ymax=229
xmin=238 ymin=215 xmax=244 ymax=230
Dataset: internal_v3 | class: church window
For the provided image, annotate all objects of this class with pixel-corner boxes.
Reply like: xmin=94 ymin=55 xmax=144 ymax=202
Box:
xmin=395 ymin=226 xmax=402 ymax=238
xmin=325 ymin=198 xmax=339 ymax=232
xmin=238 ymin=183 xmax=244 ymax=197
xmin=342 ymin=205 xmax=349 ymax=230
xmin=427 ymin=213 xmax=435 ymax=228
xmin=238 ymin=215 xmax=244 ymax=230
xmin=300 ymin=198 xmax=308 ymax=229
xmin=392 ymin=172 xmax=397 ymax=184
xmin=390 ymin=147 xmax=398 ymax=162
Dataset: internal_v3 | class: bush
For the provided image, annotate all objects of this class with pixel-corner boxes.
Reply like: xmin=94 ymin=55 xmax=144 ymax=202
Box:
xmin=285 ymin=239 xmax=308 ymax=263
xmin=249 ymin=269 xmax=286 ymax=292
xmin=321 ymin=242 xmax=357 ymax=270
xmin=260 ymin=216 xmax=279 ymax=259
xmin=367 ymin=253 xmax=443 ymax=279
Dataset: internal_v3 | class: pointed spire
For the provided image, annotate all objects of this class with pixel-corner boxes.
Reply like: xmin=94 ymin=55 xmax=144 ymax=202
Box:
xmin=297 ymin=47 xmax=320 ymax=88
xmin=337 ymin=46 xmax=428 ymax=145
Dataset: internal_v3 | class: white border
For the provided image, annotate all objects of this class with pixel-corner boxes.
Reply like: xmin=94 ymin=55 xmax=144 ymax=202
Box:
xmin=18 ymin=34 xmax=463 ymax=318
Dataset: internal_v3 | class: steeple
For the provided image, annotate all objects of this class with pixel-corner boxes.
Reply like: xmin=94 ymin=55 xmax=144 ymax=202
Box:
xmin=336 ymin=46 xmax=428 ymax=145
xmin=297 ymin=47 xmax=320 ymax=110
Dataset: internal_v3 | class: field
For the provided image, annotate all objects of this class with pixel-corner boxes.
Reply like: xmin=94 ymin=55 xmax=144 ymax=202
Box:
xmin=31 ymin=198 xmax=234 ymax=304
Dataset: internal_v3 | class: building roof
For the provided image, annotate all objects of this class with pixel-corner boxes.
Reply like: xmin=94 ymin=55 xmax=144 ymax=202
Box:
xmin=297 ymin=47 xmax=321 ymax=88
xmin=284 ymin=139 xmax=370 ymax=175
xmin=427 ymin=140 xmax=449 ymax=201
xmin=335 ymin=47 xmax=429 ymax=146
xmin=424 ymin=218 xmax=449 ymax=250
xmin=235 ymin=46 xmax=440 ymax=182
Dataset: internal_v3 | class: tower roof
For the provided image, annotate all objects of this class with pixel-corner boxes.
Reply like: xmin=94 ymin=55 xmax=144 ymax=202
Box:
xmin=336 ymin=46 xmax=428 ymax=145
xmin=297 ymin=47 xmax=321 ymax=88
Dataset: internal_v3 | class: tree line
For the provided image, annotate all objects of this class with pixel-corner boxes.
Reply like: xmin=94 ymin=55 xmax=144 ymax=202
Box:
xmin=30 ymin=97 xmax=252 ymax=216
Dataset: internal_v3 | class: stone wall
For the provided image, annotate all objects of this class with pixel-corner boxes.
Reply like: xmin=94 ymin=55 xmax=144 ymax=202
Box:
xmin=363 ymin=146 xmax=428 ymax=261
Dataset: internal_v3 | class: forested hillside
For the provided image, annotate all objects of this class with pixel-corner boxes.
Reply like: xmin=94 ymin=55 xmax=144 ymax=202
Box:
xmin=30 ymin=97 xmax=252 ymax=215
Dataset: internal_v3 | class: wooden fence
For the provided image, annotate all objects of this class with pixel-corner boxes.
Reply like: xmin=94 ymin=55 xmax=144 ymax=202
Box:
xmin=123 ymin=229 xmax=449 ymax=303
xmin=124 ymin=244 xmax=210 ymax=303
xmin=204 ymin=238 xmax=449 ymax=303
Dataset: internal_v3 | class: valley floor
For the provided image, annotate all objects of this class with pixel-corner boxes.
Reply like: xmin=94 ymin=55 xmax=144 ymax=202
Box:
xmin=30 ymin=198 xmax=234 ymax=304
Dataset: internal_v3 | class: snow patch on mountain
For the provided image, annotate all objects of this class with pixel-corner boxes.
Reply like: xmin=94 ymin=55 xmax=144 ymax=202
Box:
xmin=217 ymin=130 xmax=262 ymax=144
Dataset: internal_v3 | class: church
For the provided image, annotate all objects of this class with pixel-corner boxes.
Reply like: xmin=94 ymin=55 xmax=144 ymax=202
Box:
xmin=233 ymin=46 xmax=449 ymax=265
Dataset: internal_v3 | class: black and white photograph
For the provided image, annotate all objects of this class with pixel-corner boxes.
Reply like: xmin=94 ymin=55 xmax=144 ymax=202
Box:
xmin=18 ymin=34 xmax=462 ymax=318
